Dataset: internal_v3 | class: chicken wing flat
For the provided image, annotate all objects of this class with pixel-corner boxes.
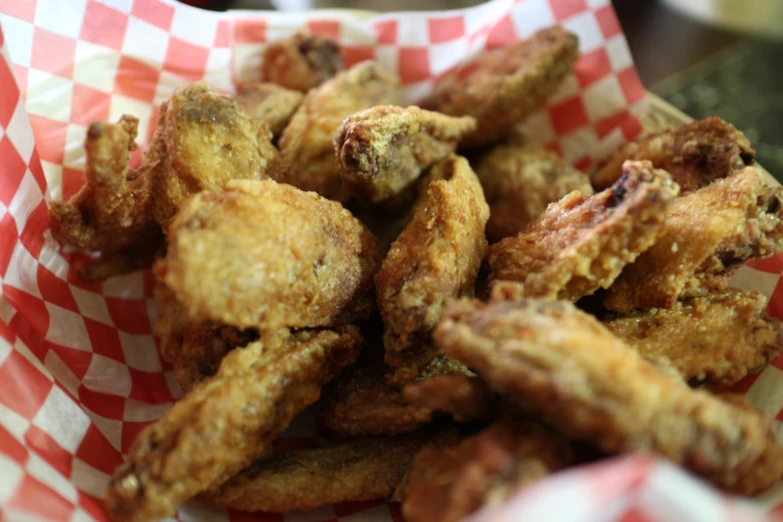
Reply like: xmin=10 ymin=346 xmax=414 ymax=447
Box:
xmin=604 ymin=167 xmax=783 ymax=312
xmin=49 ymin=115 xmax=159 ymax=262
xmin=602 ymin=289 xmax=782 ymax=386
xmin=105 ymin=326 xmax=361 ymax=522
xmin=202 ymin=431 xmax=439 ymax=512
xmin=401 ymin=419 xmax=572 ymax=522
xmin=403 ymin=375 xmax=494 ymax=423
xmin=318 ymin=354 xmax=473 ymax=436
xmin=158 ymin=179 xmax=381 ymax=330
xmin=376 ymin=156 xmax=489 ymax=384
xmin=592 ymin=117 xmax=755 ymax=192
xmin=335 ymin=106 xmax=477 ymax=204
xmin=147 ymin=82 xmax=279 ymax=227
xmin=233 ymin=82 xmax=304 ymax=137
xmin=277 ymin=61 xmax=402 ymax=201
xmin=488 ymin=160 xmax=679 ymax=301
xmin=423 ymin=26 xmax=578 ymax=149
xmin=261 ymin=31 xmax=344 ymax=92
xmin=476 ymin=141 xmax=594 ymax=241
xmin=435 ymin=298 xmax=783 ymax=495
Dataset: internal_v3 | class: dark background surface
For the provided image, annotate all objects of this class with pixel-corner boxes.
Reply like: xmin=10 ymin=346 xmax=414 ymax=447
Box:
xmin=189 ymin=0 xmax=783 ymax=179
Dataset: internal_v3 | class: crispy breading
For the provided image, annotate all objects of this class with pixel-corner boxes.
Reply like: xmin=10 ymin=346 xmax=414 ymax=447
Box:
xmin=233 ymin=82 xmax=304 ymax=137
xmin=261 ymin=31 xmax=344 ymax=92
xmin=488 ymin=160 xmax=679 ymax=301
xmin=318 ymin=354 xmax=473 ymax=436
xmin=147 ymin=82 xmax=280 ymax=228
xmin=592 ymin=117 xmax=755 ymax=191
xmin=335 ymin=105 xmax=477 ymax=204
xmin=604 ymin=167 xmax=783 ymax=312
xmin=603 ymin=289 xmax=782 ymax=386
xmin=401 ymin=419 xmax=572 ymax=522
xmin=435 ymin=298 xmax=783 ymax=495
xmin=105 ymin=326 xmax=361 ymax=522
xmin=202 ymin=431 xmax=440 ymax=512
xmin=403 ymin=375 xmax=494 ymax=423
xmin=158 ymin=179 xmax=381 ymax=330
xmin=277 ymin=62 xmax=402 ymax=201
xmin=475 ymin=141 xmax=594 ymax=241
xmin=376 ymin=156 xmax=489 ymax=384
xmin=48 ymin=115 xmax=161 ymax=273
xmin=423 ymin=26 xmax=578 ymax=148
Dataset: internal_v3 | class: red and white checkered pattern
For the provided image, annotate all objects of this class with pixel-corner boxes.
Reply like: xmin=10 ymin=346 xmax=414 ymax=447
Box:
xmin=0 ymin=1 xmax=781 ymax=521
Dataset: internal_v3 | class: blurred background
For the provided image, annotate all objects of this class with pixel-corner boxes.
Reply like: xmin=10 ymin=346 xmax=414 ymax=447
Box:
xmin=186 ymin=0 xmax=783 ymax=177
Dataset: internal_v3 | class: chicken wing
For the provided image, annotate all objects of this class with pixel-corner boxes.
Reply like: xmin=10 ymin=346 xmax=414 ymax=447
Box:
xmin=488 ymin=160 xmax=679 ymax=301
xmin=435 ymin=298 xmax=783 ymax=495
xmin=475 ymin=141 xmax=593 ymax=241
xmin=277 ymin=61 xmax=402 ymax=201
xmin=423 ymin=26 xmax=578 ymax=148
xmin=592 ymin=117 xmax=755 ymax=192
xmin=261 ymin=31 xmax=344 ymax=92
xmin=400 ymin=419 xmax=572 ymax=522
xmin=602 ymin=289 xmax=782 ymax=386
xmin=147 ymin=82 xmax=279 ymax=227
xmin=105 ymin=326 xmax=361 ymax=522
xmin=376 ymin=156 xmax=489 ymax=384
xmin=202 ymin=431 xmax=439 ymax=512
xmin=318 ymin=354 xmax=474 ymax=436
xmin=604 ymin=167 xmax=783 ymax=312
xmin=48 ymin=115 xmax=161 ymax=273
xmin=158 ymin=179 xmax=381 ymax=330
xmin=233 ymin=81 xmax=304 ymax=138
xmin=335 ymin=105 xmax=477 ymax=204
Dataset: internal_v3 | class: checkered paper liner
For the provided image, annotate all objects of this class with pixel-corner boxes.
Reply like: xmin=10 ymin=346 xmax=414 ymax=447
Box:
xmin=0 ymin=0 xmax=781 ymax=521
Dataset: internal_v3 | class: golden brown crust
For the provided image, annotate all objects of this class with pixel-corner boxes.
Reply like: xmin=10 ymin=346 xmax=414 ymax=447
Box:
xmin=147 ymin=82 xmax=279 ymax=228
xmin=202 ymin=431 xmax=434 ymax=512
xmin=435 ymin=298 xmax=783 ymax=495
xmin=261 ymin=31 xmax=344 ymax=92
xmin=424 ymin=26 xmax=579 ymax=148
xmin=233 ymin=82 xmax=304 ymax=137
xmin=159 ymin=179 xmax=381 ymax=330
xmin=375 ymin=156 xmax=489 ymax=384
xmin=318 ymin=354 xmax=473 ymax=436
xmin=335 ymin=105 xmax=477 ymax=204
xmin=475 ymin=141 xmax=593 ymax=241
xmin=488 ymin=160 xmax=679 ymax=301
xmin=592 ymin=117 xmax=755 ymax=192
xmin=602 ymin=289 xmax=782 ymax=386
xmin=403 ymin=375 xmax=495 ymax=423
xmin=277 ymin=62 xmax=402 ymax=201
xmin=401 ymin=419 xmax=572 ymax=522
xmin=105 ymin=326 xmax=361 ymax=522
xmin=604 ymin=167 xmax=783 ymax=312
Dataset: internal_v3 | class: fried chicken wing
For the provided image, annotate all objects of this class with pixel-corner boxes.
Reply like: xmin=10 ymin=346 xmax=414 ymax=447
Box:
xmin=105 ymin=326 xmax=361 ymax=522
xmin=423 ymin=26 xmax=578 ymax=149
xmin=147 ymin=82 xmax=279 ymax=227
xmin=48 ymin=115 xmax=161 ymax=274
xmin=202 ymin=431 xmax=438 ymax=512
xmin=602 ymin=289 xmax=782 ymax=386
xmin=488 ymin=160 xmax=679 ymax=301
xmin=475 ymin=141 xmax=594 ymax=241
xmin=277 ymin=62 xmax=402 ymax=201
xmin=605 ymin=167 xmax=783 ymax=312
xmin=318 ymin=354 xmax=474 ymax=436
xmin=592 ymin=117 xmax=755 ymax=192
xmin=435 ymin=298 xmax=783 ymax=495
xmin=158 ymin=179 xmax=381 ymax=330
xmin=261 ymin=31 xmax=344 ymax=92
xmin=401 ymin=419 xmax=572 ymax=522
xmin=233 ymin=82 xmax=304 ymax=137
xmin=335 ymin=106 xmax=477 ymax=204
xmin=403 ymin=375 xmax=494 ymax=423
xmin=376 ymin=156 xmax=489 ymax=384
